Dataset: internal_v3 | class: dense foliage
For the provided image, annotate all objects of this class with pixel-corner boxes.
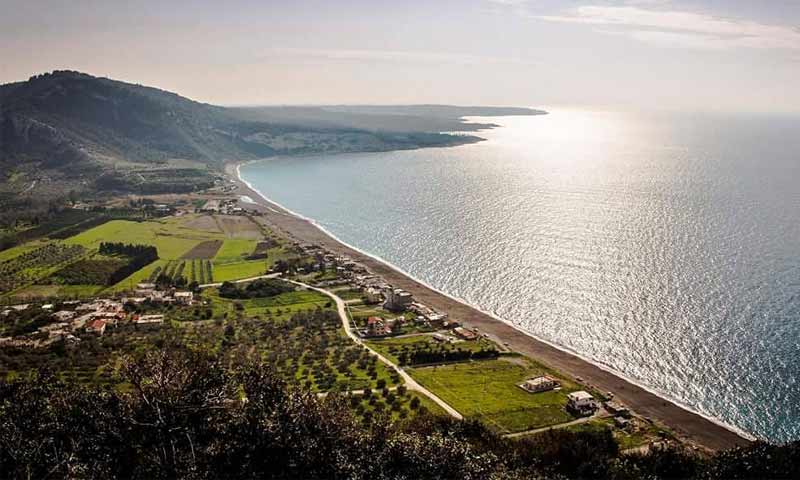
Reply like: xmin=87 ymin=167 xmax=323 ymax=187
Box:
xmin=219 ymin=278 xmax=295 ymax=299
xmin=0 ymin=304 xmax=54 ymax=337
xmin=0 ymin=344 xmax=797 ymax=479
xmin=399 ymin=346 xmax=499 ymax=366
xmin=98 ymin=242 xmax=158 ymax=259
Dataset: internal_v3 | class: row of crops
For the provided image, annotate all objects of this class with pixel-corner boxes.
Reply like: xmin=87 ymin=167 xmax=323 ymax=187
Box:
xmin=0 ymin=243 xmax=86 ymax=293
xmin=190 ymin=259 xmax=214 ymax=284
xmin=147 ymin=259 xmax=214 ymax=285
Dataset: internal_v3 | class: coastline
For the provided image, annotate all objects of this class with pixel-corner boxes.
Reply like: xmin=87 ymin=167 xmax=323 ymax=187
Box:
xmin=227 ymin=159 xmax=754 ymax=452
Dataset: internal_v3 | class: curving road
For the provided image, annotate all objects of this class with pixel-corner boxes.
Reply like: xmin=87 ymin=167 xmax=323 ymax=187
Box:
xmin=289 ymin=280 xmax=463 ymax=420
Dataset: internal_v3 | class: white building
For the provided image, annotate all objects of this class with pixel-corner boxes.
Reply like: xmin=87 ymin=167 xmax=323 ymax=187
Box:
xmin=363 ymin=287 xmax=383 ymax=304
xmin=567 ymin=391 xmax=598 ymax=415
xmin=135 ymin=314 xmax=165 ymax=325
xmin=174 ymin=291 xmax=194 ymax=305
xmin=519 ymin=375 xmax=560 ymax=393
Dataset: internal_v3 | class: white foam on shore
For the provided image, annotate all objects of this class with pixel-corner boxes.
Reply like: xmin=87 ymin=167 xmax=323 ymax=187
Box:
xmin=235 ymin=160 xmax=757 ymax=443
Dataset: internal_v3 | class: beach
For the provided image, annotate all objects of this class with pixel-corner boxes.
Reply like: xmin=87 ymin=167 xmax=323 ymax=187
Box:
xmin=226 ymin=161 xmax=753 ymax=452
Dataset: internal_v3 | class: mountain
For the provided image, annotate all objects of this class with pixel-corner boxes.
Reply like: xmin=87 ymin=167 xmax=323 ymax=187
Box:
xmin=232 ymin=104 xmax=546 ymax=133
xmin=0 ymin=71 xmax=543 ymax=202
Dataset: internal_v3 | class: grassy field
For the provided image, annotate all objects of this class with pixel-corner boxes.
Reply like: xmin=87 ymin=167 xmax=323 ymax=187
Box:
xmin=45 ymin=215 xmax=298 ymax=292
xmin=348 ymin=304 xmax=394 ymax=320
xmin=212 ymin=261 xmax=268 ymax=282
xmin=213 ymin=239 xmax=258 ymax=263
xmin=330 ymin=287 xmax=364 ymax=301
xmin=204 ymin=289 xmax=333 ymax=322
xmin=108 ymin=260 xmax=168 ymax=292
xmin=65 ymin=220 xmax=206 ymax=260
xmin=212 ymin=241 xmax=295 ymax=282
xmin=0 ymin=241 xmax=46 ymax=262
xmin=409 ymin=356 xmax=583 ymax=434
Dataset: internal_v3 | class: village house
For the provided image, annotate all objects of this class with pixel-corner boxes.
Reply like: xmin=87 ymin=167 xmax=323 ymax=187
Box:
xmin=427 ymin=312 xmax=449 ymax=328
xmin=454 ymin=327 xmax=478 ymax=341
xmin=52 ymin=310 xmax=76 ymax=322
xmin=567 ymin=391 xmax=598 ymax=416
xmin=39 ymin=322 xmax=70 ymax=334
xmin=383 ymin=288 xmax=413 ymax=312
xmin=174 ymin=291 xmax=194 ymax=305
xmin=86 ymin=319 xmax=107 ymax=336
xmin=134 ymin=314 xmax=165 ymax=325
xmin=123 ymin=297 xmax=148 ymax=305
xmin=363 ymin=287 xmax=383 ymax=304
xmin=364 ymin=316 xmax=392 ymax=337
xmin=135 ymin=283 xmax=156 ymax=295
xmin=432 ymin=332 xmax=456 ymax=344
xmin=519 ymin=375 xmax=560 ymax=393
xmin=604 ymin=400 xmax=630 ymax=418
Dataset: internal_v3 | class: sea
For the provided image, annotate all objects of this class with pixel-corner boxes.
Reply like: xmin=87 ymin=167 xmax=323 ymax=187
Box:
xmin=240 ymin=108 xmax=800 ymax=442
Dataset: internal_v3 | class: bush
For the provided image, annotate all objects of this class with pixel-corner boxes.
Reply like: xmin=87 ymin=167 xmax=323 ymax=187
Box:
xmin=218 ymin=279 xmax=294 ymax=299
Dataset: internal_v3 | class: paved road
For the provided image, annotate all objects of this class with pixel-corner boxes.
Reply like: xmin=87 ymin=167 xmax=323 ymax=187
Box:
xmin=199 ymin=272 xmax=281 ymax=289
xmin=290 ymin=280 xmax=463 ymax=420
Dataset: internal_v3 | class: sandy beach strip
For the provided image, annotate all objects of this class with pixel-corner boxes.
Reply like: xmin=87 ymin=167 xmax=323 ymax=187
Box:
xmin=225 ymin=161 xmax=752 ymax=452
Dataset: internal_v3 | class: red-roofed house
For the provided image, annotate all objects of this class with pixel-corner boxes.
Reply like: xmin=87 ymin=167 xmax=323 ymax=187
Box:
xmin=86 ymin=319 xmax=107 ymax=336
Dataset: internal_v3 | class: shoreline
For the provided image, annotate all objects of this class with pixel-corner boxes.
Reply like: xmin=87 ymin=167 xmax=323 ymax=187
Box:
xmin=227 ymin=159 xmax=753 ymax=452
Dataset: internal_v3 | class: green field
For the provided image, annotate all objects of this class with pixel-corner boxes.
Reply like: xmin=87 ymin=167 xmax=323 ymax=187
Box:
xmin=0 ymin=215 xmax=306 ymax=297
xmin=212 ymin=260 xmax=267 ymax=282
xmin=0 ymin=241 xmax=45 ymax=262
xmin=330 ymin=287 xmax=364 ymax=301
xmin=409 ymin=356 xmax=582 ymax=433
xmin=66 ymin=220 xmax=208 ymax=260
xmin=213 ymin=239 xmax=258 ymax=263
xmin=204 ymin=288 xmax=332 ymax=322
xmin=108 ymin=260 xmax=168 ymax=292
xmin=211 ymin=238 xmax=295 ymax=283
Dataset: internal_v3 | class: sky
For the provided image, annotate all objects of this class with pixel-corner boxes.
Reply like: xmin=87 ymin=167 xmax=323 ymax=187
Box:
xmin=1 ymin=0 xmax=799 ymax=112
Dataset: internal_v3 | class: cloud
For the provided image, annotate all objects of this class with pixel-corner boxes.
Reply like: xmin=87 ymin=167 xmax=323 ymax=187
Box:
xmin=260 ymin=47 xmax=543 ymax=67
xmin=536 ymin=5 xmax=800 ymax=50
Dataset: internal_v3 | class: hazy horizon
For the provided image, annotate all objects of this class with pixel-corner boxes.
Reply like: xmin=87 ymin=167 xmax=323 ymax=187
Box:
xmin=2 ymin=0 xmax=800 ymax=113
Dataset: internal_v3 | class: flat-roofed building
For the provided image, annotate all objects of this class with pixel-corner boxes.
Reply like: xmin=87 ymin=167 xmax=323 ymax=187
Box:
xmin=567 ymin=391 xmax=598 ymax=416
xmin=519 ymin=375 xmax=560 ymax=393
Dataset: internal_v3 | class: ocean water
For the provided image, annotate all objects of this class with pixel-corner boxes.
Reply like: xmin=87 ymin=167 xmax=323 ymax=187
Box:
xmin=241 ymin=109 xmax=800 ymax=442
